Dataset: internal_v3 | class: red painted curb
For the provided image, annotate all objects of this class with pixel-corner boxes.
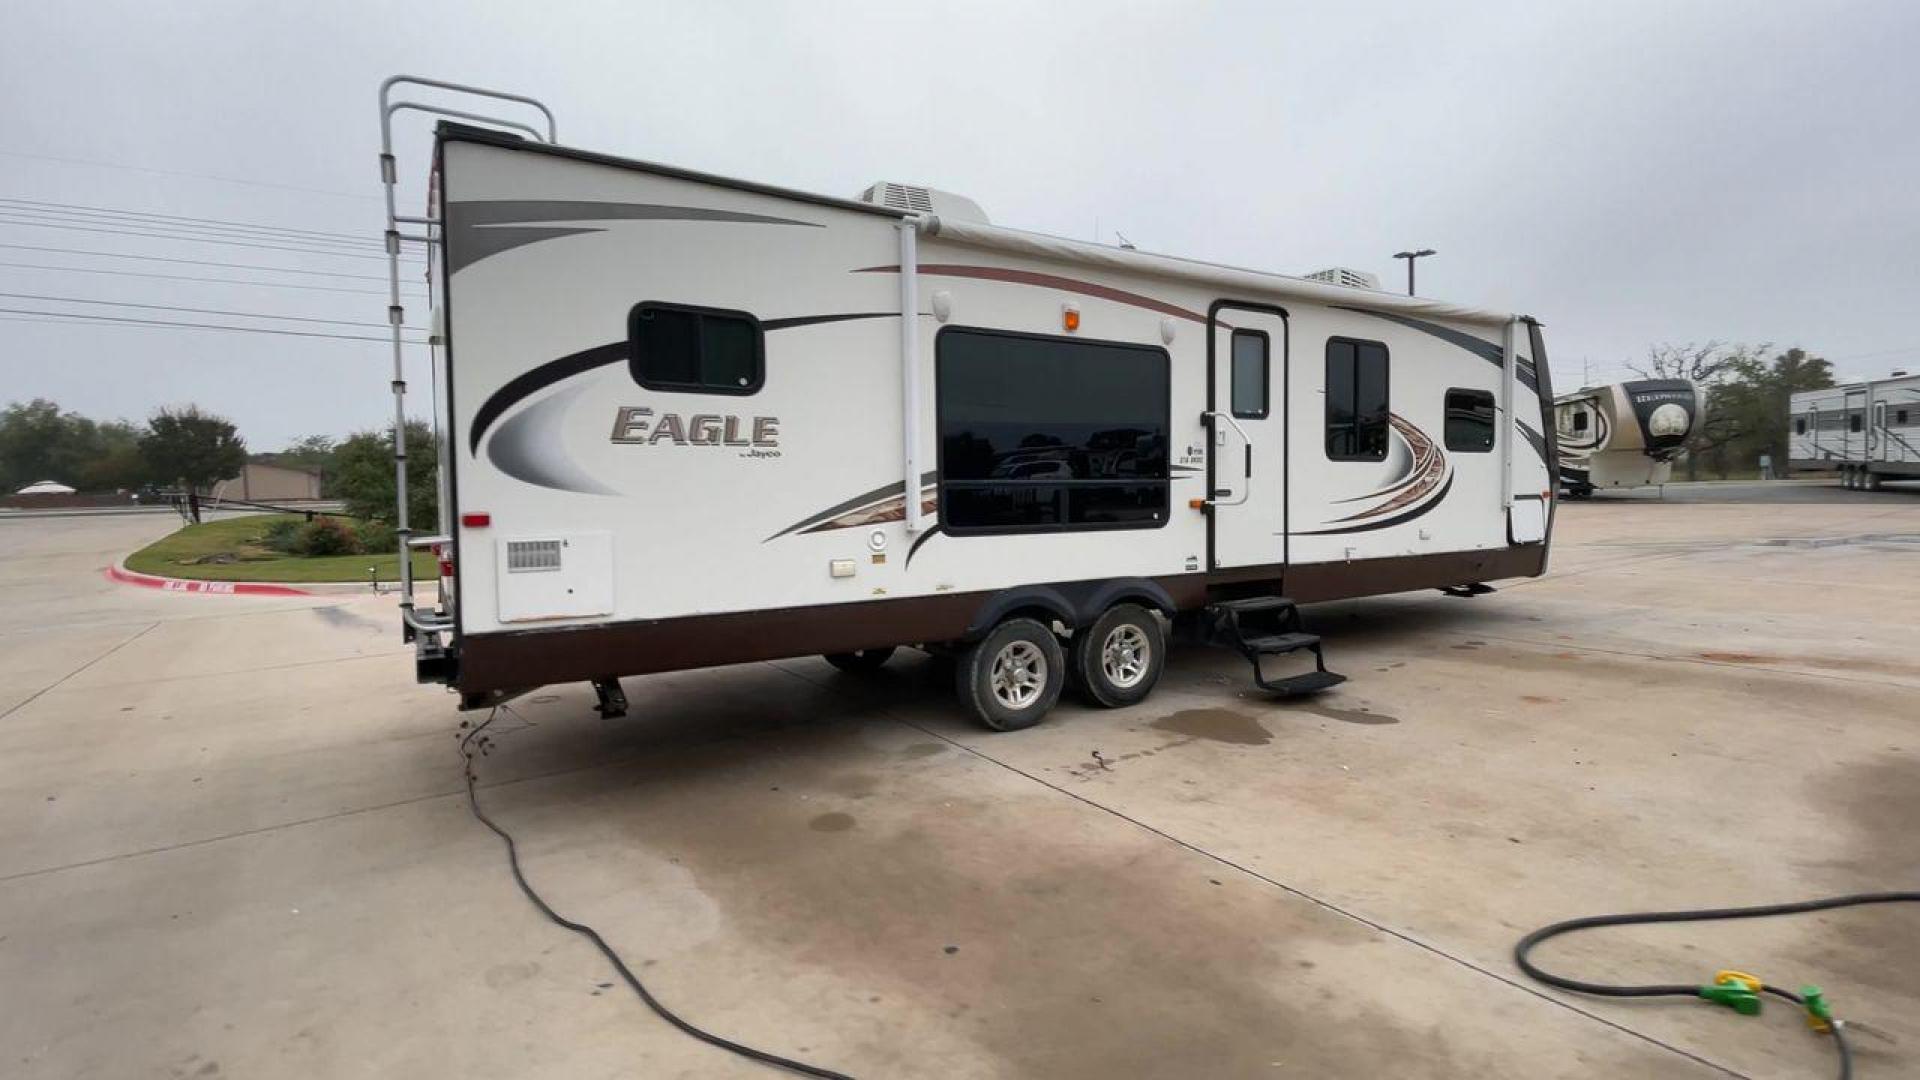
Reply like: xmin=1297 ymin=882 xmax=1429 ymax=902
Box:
xmin=106 ymin=564 xmax=315 ymax=597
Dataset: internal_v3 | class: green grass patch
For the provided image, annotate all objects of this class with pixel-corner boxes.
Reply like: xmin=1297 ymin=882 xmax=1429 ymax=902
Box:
xmin=124 ymin=513 xmax=436 ymax=583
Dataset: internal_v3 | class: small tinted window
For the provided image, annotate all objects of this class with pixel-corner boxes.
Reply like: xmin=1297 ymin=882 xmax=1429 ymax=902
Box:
xmin=1444 ymin=389 xmax=1496 ymax=451
xmin=1849 ymin=413 xmax=1862 ymax=433
xmin=1899 ymin=409 xmax=1910 ymax=425
xmin=1230 ymin=330 xmax=1268 ymax=419
xmin=1572 ymin=411 xmax=1589 ymax=433
xmin=1326 ymin=338 xmax=1389 ymax=461
xmin=1794 ymin=418 xmax=1806 ymax=435
xmin=629 ymin=303 xmax=763 ymax=394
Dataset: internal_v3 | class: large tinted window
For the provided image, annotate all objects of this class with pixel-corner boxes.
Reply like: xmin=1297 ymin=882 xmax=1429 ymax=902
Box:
xmin=1444 ymin=388 xmax=1496 ymax=452
xmin=937 ymin=328 xmax=1169 ymax=533
xmin=1326 ymin=338 xmax=1389 ymax=460
xmin=629 ymin=302 xmax=763 ymax=394
xmin=1230 ymin=330 xmax=1269 ymax=419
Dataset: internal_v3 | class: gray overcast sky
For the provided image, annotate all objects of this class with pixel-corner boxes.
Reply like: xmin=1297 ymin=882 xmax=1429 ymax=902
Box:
xmin=3 ymin=0 xmax=1916 ymax=450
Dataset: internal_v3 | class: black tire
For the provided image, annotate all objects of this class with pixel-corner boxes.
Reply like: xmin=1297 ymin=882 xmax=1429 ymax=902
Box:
xmin=955 ymin=617 xmax=1065 ymax=731
xmin=1070 ymin=604 xmax=1166 ymax=708
xmin=824 ymin=647 xmax=896 ymax=673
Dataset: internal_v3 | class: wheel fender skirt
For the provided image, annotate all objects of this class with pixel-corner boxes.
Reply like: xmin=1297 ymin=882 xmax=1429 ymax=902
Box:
xmin=962 ymin=577 xmax=1178 ymax=640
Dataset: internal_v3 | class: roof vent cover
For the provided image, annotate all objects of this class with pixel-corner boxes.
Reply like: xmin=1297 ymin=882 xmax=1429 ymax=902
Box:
xmin=1306 ymin=267 xmax=1382 ymax=291
xmin=858 ymin=182 xmax=989 ymax=224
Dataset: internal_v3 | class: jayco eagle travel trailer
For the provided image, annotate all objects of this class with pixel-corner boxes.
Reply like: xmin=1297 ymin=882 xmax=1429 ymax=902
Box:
xmin=378 ymin=78 xmax=1559 ymax=731
xmin=1788 ymin=374 xmax=1920 ymax=489
xmin=1554 ymin=379 xmax=1700 ymax=497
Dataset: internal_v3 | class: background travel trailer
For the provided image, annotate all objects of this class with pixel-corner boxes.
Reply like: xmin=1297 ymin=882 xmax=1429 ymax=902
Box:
xmin=1788 ymin=373 xmax=1920 ymax=489
xmin=1553 ymin=379 xmax=1700 ymax=496
xmin=386 ymin=83 xmax=1559 ymax=729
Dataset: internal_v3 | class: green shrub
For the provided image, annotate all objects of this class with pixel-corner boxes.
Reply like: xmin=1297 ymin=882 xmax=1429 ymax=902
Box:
xmin=258 ymin=517 xmax=304 ymax=553
xmin=355 ymin=519 xmax=397 ymax=554
xmin=294 ymin=517 xmax=361 ymax=557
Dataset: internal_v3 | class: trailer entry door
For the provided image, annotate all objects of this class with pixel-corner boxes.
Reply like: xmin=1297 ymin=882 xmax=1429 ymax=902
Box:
xmin=1208 ymin=303 xmax=1288 ymax=570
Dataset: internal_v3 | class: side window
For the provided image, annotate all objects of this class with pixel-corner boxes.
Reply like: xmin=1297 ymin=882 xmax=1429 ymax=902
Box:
xmin=629 ymin=302 xmax=763 ymax=394
xmin=1572 ymin=410 xmax=1589 ymax=433
xmin=1444 ymin=388 xmax=1496 ymax=452
xmin=1325 ymin=338 xmax=1389 ymax=461
xmin=937 ymin=328 xmax=1169 ymax=534
xmin=1899 ymin=409 xmax=1910 ymax=425
xmin=1230 ymin=330 xmax=1269 ymax=419
xmin=1849 ymin=413 xmax=1862 ymax=433
xmin=1794 ymin=418 xmax=1806 ymax=435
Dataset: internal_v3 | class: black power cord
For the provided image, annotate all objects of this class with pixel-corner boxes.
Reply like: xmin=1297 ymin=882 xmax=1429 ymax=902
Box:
xmin=1516 ymin=891 xmax=1920 ymax=1079
xmin=460 ymin=709 xmax=856 ymax=1079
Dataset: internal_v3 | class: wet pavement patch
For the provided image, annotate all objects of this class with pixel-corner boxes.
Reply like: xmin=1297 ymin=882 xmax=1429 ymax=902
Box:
xmin=1292 ymin=702 xmax=1399 ymax=726
xmin=1150 ymin=708 xmax=1272 ymax=746
xmin=809 ymin=812 xmax=856 ymax=833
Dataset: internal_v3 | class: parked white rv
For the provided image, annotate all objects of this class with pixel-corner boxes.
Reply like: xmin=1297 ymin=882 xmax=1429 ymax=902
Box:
xmin=378 ymin=78 xmax=1559 ymax=730
xmin=1554 ymin=379 xmax=1700 ymax=497
xmin=1788 ymin=374 xmax=1920 ymax=489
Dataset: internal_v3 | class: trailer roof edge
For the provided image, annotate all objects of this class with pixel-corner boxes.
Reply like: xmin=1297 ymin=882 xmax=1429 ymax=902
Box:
xmin=438 ymin=122 xmax=1517 ymax=327
xmin=435 ymin=121 xmax=908 ymax=221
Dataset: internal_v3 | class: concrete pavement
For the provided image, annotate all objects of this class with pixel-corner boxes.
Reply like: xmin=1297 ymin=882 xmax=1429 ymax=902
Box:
xmin=2 ymin=501 xmax=1916 ymax=1078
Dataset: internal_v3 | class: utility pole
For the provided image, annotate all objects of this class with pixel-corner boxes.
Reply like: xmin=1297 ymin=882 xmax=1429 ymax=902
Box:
xmin=1393 ymin=249 xmax=1435 ymax=296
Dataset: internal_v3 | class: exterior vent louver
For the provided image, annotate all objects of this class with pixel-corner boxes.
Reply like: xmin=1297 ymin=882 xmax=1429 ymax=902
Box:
xmin=874 ymin=183 xmax=935 ymax=213
xmin=505 ymin=539 xmax=563 ymax=573
xmin=1305 ymin=267 xmax=1382 ymax=291
xmin=856 ymin=182 xmax=990 ymax=224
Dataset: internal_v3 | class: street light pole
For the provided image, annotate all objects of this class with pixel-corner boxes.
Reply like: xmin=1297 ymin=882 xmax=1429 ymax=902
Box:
xmin=1392 ymin=248 xmax=1436 ymax=296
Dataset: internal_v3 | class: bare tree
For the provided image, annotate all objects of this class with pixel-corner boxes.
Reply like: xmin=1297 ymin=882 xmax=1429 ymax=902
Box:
xmin=1626 ymin=341 xmax=1769 ymax=387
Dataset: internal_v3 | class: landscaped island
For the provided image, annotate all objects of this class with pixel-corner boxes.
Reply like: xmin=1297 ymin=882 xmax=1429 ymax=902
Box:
xmin=123 ymin=513 xmax=436 ymax=583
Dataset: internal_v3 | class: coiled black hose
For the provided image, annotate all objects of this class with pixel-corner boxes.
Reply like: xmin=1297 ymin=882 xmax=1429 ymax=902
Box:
xmin=1516 ymin=891 xmax=1920 ymax=1079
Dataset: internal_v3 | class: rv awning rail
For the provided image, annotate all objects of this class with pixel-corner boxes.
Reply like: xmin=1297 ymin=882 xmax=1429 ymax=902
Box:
xmin=923 ymin=217 xmax=1516 ymax=327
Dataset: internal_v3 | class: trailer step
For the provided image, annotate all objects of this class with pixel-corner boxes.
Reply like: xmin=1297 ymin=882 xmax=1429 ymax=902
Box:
xmin=1236 ymin=631 xmax=1321 ymax=654
xmin=1214 ymin=595 xmax=1296 ymax=614
xmin=1205 ymin=596 xmax=1345 ymax=698
xmin=1252 ymin=667 xmax=1348 ymax=697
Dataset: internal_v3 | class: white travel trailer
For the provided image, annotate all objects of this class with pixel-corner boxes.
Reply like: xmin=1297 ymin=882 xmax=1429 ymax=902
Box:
xmin=1788 ymin=374 xmax=1920 ymax=489
xmin=378 ymin=79 xmax=1559 ymax=730
xmin=1553 ymin=379 xmax=1700 ymax=497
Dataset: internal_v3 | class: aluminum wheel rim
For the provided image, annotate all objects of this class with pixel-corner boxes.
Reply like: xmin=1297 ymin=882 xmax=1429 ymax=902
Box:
xmin=1101 ymin=624 xmax=1150 ymax=689
xmin=990 ymin=640 xmax=1047 ymax=709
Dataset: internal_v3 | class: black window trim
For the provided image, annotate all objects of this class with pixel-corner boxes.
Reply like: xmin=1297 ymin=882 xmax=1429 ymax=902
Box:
xmin=934 ymin=323 xmax=1173 ymax=537
xmin=627 ymin=300 xmax=766 ymax=396
xmin=1229 ymin=327 xmax=1271 ymax=420
xmin=1442 ymin=386 xmax=1498 ymax=453
xmin=1325 ymin=335 xmax=1391 ymax=462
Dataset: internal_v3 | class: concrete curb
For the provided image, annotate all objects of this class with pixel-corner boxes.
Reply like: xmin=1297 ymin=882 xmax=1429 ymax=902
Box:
xmin=106 ymin=563 xmax=316 ymax=597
